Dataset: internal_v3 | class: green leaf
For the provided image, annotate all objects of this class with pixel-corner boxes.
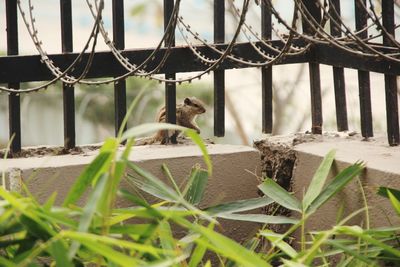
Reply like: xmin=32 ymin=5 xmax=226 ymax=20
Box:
xmin=303 ymin=150 xmax=336 ymax=210
xmin=258 ymin=179 xmax=302 ymax=212
xmin=43 ymin=192 xmax=57 ymax=211
xmin=388 ymin=190 xmax=400 ymax=216
xmin=162 ymin=164 xmax=182 ymax=196
xmin=184 ymin=129 xmax=212 ymax=175
xmin=48 ymin=241 xmax=74 ymax=267
xmin=184 ymin=167 xmax=208 ymax=205
xmin=68 ymin=173 xmax=109 ymax=260
xmin=335 ymin=225 xmax=400 ymax=258
xmin=175 ymin=218 xmax=271 ymax=267
xmin=204 ymin=196 xmax=274 ymax=215
xmin=260 ymin=230 xmax=298 ymax=258
xmin=63 ymin=150 xmax=113 ymax=206
xmin=119 ymin=189 xmax=163 ymax=219
xmin=0 ymin=256 xmax=17 ymax=267
xmin=127 ymin=163 xmax=215 ymax=222
xmin=71 ymin=236 xmax=139 ymax=266
xmin=188 ymin=242 xmax=207 ymax=267
xmin=218 ymin=213 xmax=299 ymax=224
xmin=307 ymin=162 xmax=364 ymax=214
xmin=118 ymin=189 xmax=163 ymax=219
xmin=281 ymin=259 xmax=308 ymax=267
xmin=378 ymin=186 xmax=400 ymax=201
xmin=324 ymin=239 xmax=375 ymax=265
xmin=62 ymin=230 xmax=164 ymax=258
xmin=127 ymin=162 xmax=180 ymax=202
xmin=158 ymin=220 xmax=175 ymax=252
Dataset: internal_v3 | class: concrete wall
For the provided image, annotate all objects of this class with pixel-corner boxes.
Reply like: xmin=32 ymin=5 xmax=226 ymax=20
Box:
xmin=1 ymin=144 xmax=262 ymax=243
xmin=255 ymin=133 xmax=400 ymax=233
xmin=292 ymin=134 xmax=400 ymax=230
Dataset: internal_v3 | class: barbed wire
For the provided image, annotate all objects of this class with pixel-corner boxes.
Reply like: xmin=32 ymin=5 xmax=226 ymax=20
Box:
xmin=0 ymin=0 xmax=399 ymax=93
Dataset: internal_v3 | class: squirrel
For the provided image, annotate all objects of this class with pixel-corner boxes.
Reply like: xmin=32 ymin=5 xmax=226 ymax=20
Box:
xmin=136 ymin=97 xmax=206 ymax=145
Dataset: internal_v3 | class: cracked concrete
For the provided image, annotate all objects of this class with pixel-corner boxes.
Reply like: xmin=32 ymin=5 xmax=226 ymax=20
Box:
xmin=254 ymin=132 xmax=400 ymax=234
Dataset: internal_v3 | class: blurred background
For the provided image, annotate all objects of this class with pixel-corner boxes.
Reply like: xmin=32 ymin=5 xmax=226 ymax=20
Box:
xmin=0 ymin=0 xmax=398 ymax=148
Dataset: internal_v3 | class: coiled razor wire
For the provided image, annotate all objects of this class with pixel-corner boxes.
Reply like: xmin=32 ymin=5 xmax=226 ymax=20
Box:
xmin=0 ymin=0 xmax=399 ymax=94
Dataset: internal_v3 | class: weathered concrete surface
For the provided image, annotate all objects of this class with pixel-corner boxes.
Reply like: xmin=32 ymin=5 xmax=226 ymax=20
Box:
xmin=292 ymin=133 xmax=400 ymax=230
xmin=1 ymin=144 xmax=262 ymax=243
xmin=254 ymin=132 xmax=400 ymax=252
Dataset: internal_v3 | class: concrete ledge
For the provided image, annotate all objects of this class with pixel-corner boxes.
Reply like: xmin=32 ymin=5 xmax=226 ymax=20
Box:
xmin=293 ymin=134 xmax=400 ymax=230
xmin=1 ymin=144 xmax=262 ymax=243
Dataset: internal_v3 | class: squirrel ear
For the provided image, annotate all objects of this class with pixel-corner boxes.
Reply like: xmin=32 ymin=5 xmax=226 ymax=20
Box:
xmin=184 ymin=97 xmax=192 ymax=105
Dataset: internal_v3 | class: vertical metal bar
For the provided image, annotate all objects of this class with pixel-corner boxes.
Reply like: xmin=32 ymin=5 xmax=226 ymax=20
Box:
xmin=214 ymin=0 xmax=225 ymax=137
xmin=330 ymin=0 xmax=348 ymax=132
xmin=302 ymin=0 xmax=323 ymax=134
xmin=163 ymin=0 xmax=177 ymax=143
xmin=112 ymin=0 xmax=127 ymax=137
xmin=6 ymin=0 xmax=21 ymax=154
xmin=382 ymin=0 xmax=399 ymax=146
xmin=261 ymin=0 xmax=273 ymax=133
xmin=355 ymin=0 xmax=373 ymax=138
xmin=60 ymin=0 xmax=75 ymax=149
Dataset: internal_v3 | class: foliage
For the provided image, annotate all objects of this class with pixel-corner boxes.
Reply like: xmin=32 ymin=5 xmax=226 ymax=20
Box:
xmin=1 ymin=117 xmax=400 ymax=266
xmin=257 ymin=152 xmax=400 ymax=266
xmin=0 ymin=120 xmax=273 ymax=266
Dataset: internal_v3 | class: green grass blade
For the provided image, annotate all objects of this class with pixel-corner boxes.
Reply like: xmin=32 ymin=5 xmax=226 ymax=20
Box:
xmin=48 ymin=240 xmax=74 ymax=267
xmin=204 ymin=196 xmax=274 ymax=215
xmin=306 ymin=162 xmax=364 ymax=215
xmin=68 ymin=173 xmax=109 ymax=260
xmin=303 ymin=150 xmax=336 ymax=210
xmin=63 ymin=149 xmax=114 ymax=207
xmin=324 ymin=239 xmax=375 ymax=265
xmin=162 ymin=164 xmax=182 ymax=196
xmin=127 ymin=162 xmax=180 ymax=202
xmin=188 ymin=242 xmax=208 ymax=267
xmin=0 ymin=257 xmax=17 ymax=267
xmin=387 ymin=190 xmax=400 ymax=216
xmin=158 ymin=220 xmax=177 ymax=263
xmin=335 ymin=225 xmax=400 ymax=258
xmin=184 ymin=167 xmax=208 ymax=205
xmin=72 ymin=237 xmax=139 ymax=266
xmin=258 ymin=179 xmax=302 ymax=212
xmin=259 ymin=230 xmax=298 ymax=258
xmin=175 ymin=217 xmax=271 ymax=267
xmin=378 ymin=186 xmax=400 ymax=200
xmin=218 ymin=213 xmax=298 ymax=224
xmin=118 ymin=189 xmax=163 ymax=219
xmin=184 ymin=129 xmax=212 ymax=175
xmin=62 ymin=230 xmax=164 ymax=258
xmin=281 ymin=259 xmax=308 ymax=267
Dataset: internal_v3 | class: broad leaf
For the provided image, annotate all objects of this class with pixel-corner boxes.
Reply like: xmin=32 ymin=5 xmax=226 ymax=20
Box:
xmin=258 ymin=179 xmax=302 ymax=212
xmin=307 ymin=162 xmax=364 ymax=214
xmin=303 ymin=150 xmax=336 ymax=210
xmin=175 ymin=217 xmax=271 ymax=267
xmin=388 ymin=190 xmax=400 ymax=216
xmin=205 ymin=196 xmax=274 ymax=215
xmin=184 ymin=167 xmax=208 ymax=205
xmin=260 ymin=230 xmax=298 ymax=258
xmin=68 ymin=174 xmax=109 ymax=259
xmin=378 ymin=186 xmax=400 ymax=201
xmin=63 ymin=147 xmax=114 ymax=206
xmin=217 ymin=213 xmax=299 ymax=224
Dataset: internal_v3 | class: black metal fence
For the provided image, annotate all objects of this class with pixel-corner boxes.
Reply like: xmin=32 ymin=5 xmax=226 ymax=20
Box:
xmin=1 ymin=0 xmax=400 ymax=155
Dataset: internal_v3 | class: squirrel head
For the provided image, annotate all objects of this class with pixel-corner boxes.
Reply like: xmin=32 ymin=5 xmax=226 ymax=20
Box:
xmin=184 ymin=97 xmax=206 ymax=114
